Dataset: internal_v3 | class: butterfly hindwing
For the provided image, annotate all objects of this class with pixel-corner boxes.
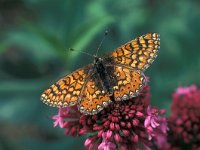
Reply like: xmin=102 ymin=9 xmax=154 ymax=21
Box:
xmin=78 ymin=73 xmax=112 ymax=115
xmin=41 ymin=65 xmax=92 ymax=107
xmin=112 ymin=65 xmax=146 ymax=101
xmin=110 ymin=33 xmax=160 ymax=71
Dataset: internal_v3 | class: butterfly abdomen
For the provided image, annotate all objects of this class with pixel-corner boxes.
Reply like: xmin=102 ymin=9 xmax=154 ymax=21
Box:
xmin=95 ymin=58 xmax=113 ymax=95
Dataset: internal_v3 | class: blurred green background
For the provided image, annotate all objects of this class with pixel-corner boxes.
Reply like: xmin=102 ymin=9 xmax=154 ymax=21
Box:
xmin=0 ymin=0 xmax=200 ymax=149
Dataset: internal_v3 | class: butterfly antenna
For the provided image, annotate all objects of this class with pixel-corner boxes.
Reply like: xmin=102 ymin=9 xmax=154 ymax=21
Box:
xmin=95 ymin=30 xmax=108 ymax=56
xmin=69 ymin=48 xmax=94 ymax=58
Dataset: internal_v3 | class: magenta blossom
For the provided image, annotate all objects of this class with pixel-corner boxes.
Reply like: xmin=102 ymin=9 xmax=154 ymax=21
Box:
xmin=163 ymin=85 xmax=200 ymax=150
xmin=144 ymin=106 xmax=168 ymax=148
xmin=175 ymin=84 xmax=197 ymax=96
xmin=52 ymin=107 xmax=69 ymax=128
xmin=52 ymin=86 xmax=168 ymax=150
xmin=98 ymin=132 xmax=116 ymax=150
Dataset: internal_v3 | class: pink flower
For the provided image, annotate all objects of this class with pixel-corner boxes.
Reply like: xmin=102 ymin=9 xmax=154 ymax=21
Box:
xmin=144 ymin=106 xmax=168 ymax=148
xmin=165 ymin=85 xmax=200 ymax=150
xmin=145 ymin=106 xmax=164 ymax=128
xmin=145 ymin=106 xmax=168 ymax=133
xmin=52 ymin=108 xmax=69 ymax=128
xmin=98 ymin=132 xmax=116 ymax=150
xmin=51 ymin=86 xmax=168 ymax=150
xmin=84 ymin=135 xmax=100 ymax=150
xmin=175 ymin=84 xmax=197 ymax=96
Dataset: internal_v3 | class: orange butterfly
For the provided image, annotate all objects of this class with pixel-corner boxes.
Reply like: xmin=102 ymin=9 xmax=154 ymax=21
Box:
xmin=41 ymin=33 xmax=160 ymax=115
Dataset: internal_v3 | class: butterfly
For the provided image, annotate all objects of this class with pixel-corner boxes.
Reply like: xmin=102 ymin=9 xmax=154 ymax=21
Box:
xmin=41 ymin=33 xmax=160 ymax=115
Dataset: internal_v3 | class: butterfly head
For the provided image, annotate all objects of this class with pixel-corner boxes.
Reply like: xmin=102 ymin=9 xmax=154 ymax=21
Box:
xmin=94 ymin=56 xmax=103 ymax=64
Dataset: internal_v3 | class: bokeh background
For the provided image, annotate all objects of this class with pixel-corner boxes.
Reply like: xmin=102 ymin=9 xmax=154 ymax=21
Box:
xmin=0 ymin=0 xmax=200 ymax=149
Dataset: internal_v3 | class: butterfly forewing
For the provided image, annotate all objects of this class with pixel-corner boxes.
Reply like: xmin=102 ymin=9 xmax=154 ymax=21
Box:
xmin=78 ymin=73 xmax=112 ymax=115
xmin=41 ymin=65 xmax=92 ymax=107
xmin=110 ymin=33 xmax=160 ymax=71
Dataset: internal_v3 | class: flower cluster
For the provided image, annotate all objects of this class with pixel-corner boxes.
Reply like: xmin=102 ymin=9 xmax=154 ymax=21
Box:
xmin=163 ymin=85 xmax=200 ymax=150
xmin=52 ymin=86 xmax=168 ymax=150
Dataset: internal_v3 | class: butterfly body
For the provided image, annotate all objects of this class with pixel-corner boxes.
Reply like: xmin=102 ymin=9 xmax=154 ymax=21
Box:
xmin=41 ymin=33 xmax=160 ymax=115
xmin=93 ymin=57 xmax=114 ymax=95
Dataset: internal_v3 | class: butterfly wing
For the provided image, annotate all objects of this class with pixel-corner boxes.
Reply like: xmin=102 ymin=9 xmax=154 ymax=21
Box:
xmin=108 ymin=33 xmax=160 ymax=71
xmin=41 ymin=65 xmax=92 ymax=107
xmin=111 ymin=65 xmax=146 ymax=101
xmin=78 ymin=73 xmax=112 ymax=115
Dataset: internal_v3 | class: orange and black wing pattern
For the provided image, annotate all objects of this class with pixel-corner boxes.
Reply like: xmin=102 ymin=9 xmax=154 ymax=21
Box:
xmin=112 ymin=65 xmax=146 ymax=101
xmin=78 ymin=73 xmax=112 ymax=115
xmin=41 ymin=33 xmax=160 ymax=115
xmin=110 ymin=33 xmax=160 ymax=71
xmin=41 ymin=65 xmax=91 ymax=107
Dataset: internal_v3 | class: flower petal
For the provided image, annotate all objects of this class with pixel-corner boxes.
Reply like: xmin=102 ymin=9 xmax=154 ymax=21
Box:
xmin=144 ymin=116 xmax=151 ymax=127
